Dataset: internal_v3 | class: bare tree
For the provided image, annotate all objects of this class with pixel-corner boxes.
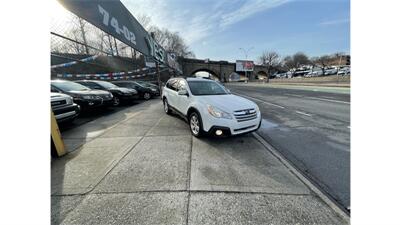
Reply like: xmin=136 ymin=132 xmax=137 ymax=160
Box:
xmin=258 ymin=51 xmax=280 ymax=82
xmin=292 ymin=52 xmax=310 ymax=68
xmin=312 ymin=55 xmax=331 ymax=75
xmin=136 ymin=14 xmax=152 ymax=31
xmin=69 ymin=16 xmax=91 ymax=54
xmin=149 ymin=26 xmax=195 ymax=58
xmin=283 ymin=56 xmax=296 ymax=71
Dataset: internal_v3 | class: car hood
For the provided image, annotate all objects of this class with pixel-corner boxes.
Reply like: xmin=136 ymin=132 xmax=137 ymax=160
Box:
xmin=67 ymin=89 xmax=110 ymax=96
xmin=197 ymin=94 xmax=258 ymax=113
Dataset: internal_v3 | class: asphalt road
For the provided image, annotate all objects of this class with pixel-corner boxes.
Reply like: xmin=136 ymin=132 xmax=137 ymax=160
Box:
xmin=227 ymin=84 xmax=350 ymax=210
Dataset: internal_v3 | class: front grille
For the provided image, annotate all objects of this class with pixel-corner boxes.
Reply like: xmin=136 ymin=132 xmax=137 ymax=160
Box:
xmin=100 ymin=94 xmax=112 ymax=100
xmin=51 ymin=100 xmax=67 ymax=107
xmin=233 ymin=108 xmax=257 ymax=122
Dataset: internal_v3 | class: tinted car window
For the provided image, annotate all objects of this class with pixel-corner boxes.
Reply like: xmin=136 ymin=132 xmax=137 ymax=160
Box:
xmin=95 ymin=81 xmax=119 ymax=89
xmin=166 ymin=79 xmax=175 ymax=90
xmin=170 ymin=79 xmax=180 ymax=91
xmin=83 ymin=82 xmax=103 ymax=90
xmin=187 ymin=81 xmax=228 ymax=96
xmin=178 ymin=79 xmax=187 ymax=91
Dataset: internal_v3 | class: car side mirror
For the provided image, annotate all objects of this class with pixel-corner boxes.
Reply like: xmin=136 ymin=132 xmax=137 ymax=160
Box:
xmin=178 ymin=89 xmax=189 ymax=96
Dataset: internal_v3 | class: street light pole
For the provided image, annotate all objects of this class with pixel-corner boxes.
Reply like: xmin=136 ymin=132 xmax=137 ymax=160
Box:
xmin=239 ymin=47 xmax=254 ymax=82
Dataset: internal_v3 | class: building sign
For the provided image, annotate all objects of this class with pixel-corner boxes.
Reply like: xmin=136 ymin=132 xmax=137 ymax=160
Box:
xmin=236 ymin=60 xmax=254 ymax=72
xmin=58 ymin=0 xmax=168 ymax=65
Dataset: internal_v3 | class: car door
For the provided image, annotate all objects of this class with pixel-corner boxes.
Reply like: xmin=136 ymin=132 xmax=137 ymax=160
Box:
xmin=165 ymin=79 xmax=179 ymax=109
xmin=164 ymin=79 xmax=174 ymax=103
xmin=176 ymin=79 xmax=190 ymax=115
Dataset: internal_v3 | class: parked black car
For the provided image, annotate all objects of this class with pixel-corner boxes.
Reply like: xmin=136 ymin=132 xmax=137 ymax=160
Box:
xmin=112 ymin=81 xmax=158 ymax=100
xmin=75 ymin=80 xmax=138 ymax=106
xmin=135 ymin=80 xmax=160 ymax=95
xmin=51 ymin=80 xmax=114 ymax=110
xmin=51 ymin=92 xmax=80 ymax=123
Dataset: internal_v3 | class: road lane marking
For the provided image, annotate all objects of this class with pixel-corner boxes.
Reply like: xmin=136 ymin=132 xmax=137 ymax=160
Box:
xmin=295 ymin=111 xmax=312 ymax=117
xmin=286 ymin=94 xmax=303 ymax=98
xmin=308 ymin=97 xmax=350 ymax=104
xmin=234 ymin=93 xmax=286 ymax=109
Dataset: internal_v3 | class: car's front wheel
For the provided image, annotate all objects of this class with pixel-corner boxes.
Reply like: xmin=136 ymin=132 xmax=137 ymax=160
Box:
xmin=163 ymin=98 xmax=171 ymax=114
xmin=113 ymin=96 xmax=120 ymax=106
xmin=189 ymin=112 xmax=203 ymax=137
xmin=143 ymin=92 xmax=151 ymax=100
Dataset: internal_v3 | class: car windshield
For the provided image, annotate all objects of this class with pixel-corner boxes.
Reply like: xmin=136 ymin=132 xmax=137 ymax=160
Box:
xmin=187 ymin=80 xmax=229 ymax=96
xmin=95 ymin=81 xmax=118 ymax=89
xmin=133 ymin=82 xmax=145 ymax=88
xmin=52 ymin=81 xmax=90 ymax=92
xmin=138 ymin=81 xmax=156 ymax=87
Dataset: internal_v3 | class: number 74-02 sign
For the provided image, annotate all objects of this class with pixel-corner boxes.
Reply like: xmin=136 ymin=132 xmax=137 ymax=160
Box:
xmin=58 ymin=0 xmax=166 ymax=63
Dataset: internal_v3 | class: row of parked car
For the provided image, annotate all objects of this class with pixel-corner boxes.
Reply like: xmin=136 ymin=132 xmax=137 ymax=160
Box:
xmin=51 ymin=80 xmax=160 ymax=124
xmin=274 ymin=66 xmax=351 ymax=78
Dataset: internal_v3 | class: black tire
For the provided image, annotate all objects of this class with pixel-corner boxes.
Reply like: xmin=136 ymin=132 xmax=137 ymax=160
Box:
xmin=143 ymin=92 xmax=151 ymax=100
xmin=113 ymin=96 xmax=120 ymax=106
xmin=163 ymin=98 xmax=171 ymax=115
xmin=189 ymin=111 xmax=204 ymax=138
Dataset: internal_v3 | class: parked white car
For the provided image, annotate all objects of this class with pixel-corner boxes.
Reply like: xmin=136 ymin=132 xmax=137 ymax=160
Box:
xmin=162 ymin=77 xmax=262 ymax=137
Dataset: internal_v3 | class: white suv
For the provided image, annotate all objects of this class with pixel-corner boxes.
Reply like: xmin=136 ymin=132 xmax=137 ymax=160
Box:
xmin=162 ymin=77 xmax=262 ymax=137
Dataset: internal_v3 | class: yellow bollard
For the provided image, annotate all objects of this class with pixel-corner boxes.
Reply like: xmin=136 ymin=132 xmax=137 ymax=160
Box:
xmin=51 ymin=110 xmax=66 ymax=157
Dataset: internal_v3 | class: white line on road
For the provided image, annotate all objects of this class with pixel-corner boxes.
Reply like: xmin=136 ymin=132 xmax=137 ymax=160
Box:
xmin=308 ymin=97 xmax=350 ymax=105
xmin=295 ymin=111 xmax=312 ymax=117
xmin=285 ymin=94 xmax=303 ymax=98
xmin=234 ymin=93 xmax=286 ymax=109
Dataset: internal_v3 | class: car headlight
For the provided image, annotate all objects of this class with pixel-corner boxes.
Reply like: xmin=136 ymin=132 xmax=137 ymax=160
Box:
xmin=207 ymin=105 xmax=232 ymax=119
xmin=83 ymin=95 xmax=95 ymax=100
xmin=150 ymin=88 xmax=157 ymax=92
xmin=255 ymin=105 xmax=260 ymax=115
xmin=66 ymin=96 xmax=73 ymax=104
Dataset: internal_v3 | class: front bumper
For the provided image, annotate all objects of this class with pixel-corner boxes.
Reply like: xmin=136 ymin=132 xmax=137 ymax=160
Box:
xmin=74 ymin=98 xmax=103 ymax=110
xmin=119 ymin=94 xmax=139 ymax=100
xmin=203 ymin=112 xmax=262 ymax=136
xmin=52 ymin=103 xmax=80 ymax=123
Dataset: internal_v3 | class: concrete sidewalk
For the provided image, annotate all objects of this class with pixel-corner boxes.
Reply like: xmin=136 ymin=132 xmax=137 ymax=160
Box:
xmin=52 ymin=99 xmax=349 ymax=225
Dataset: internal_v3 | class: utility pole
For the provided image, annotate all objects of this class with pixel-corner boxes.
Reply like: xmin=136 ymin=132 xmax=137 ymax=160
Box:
xmin=156 ymin=61 xmax=162 ymax=97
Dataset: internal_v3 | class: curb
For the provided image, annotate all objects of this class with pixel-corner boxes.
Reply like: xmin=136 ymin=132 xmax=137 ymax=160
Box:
xmin=252 ymin=132 xmax=350 ymax=223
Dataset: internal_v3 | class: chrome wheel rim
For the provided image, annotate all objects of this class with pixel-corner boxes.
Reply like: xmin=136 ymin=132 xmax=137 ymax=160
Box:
xmin=190 ymin=115 xmax=199 ymax=135
xmin=164 ymin=101 xmax=168 ymax=113
xmin=144 ymin=93 xmax=151 ymax=100
xmin=113 ymin=97 xmax=120 ymax=106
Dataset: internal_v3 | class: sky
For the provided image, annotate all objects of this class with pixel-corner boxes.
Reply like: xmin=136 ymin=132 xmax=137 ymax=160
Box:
xmin=51 ymin=0 xmax=350 ymax=63
xmin=121 ymin=0 xmax=350 ymax=63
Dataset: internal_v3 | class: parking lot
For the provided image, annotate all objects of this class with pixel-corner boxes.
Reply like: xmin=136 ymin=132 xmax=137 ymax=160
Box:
xmin=52 ymin=97 xmax=348 ymax=225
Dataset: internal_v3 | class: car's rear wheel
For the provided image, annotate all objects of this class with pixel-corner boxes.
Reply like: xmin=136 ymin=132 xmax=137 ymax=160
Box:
xmin=189 ymin=112 xmax=203 ymax=137
xmin=113 ymin=97 xmax=120 ymax=106
xmin=143 ymin=92 xmax=151 ymax=100
xmin=163 ymin=99 xmax=171 ymax=114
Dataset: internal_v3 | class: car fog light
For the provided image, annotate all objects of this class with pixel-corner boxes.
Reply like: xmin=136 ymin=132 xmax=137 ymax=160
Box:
xmin=215 ymin=130 xmax=223 ymax=136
